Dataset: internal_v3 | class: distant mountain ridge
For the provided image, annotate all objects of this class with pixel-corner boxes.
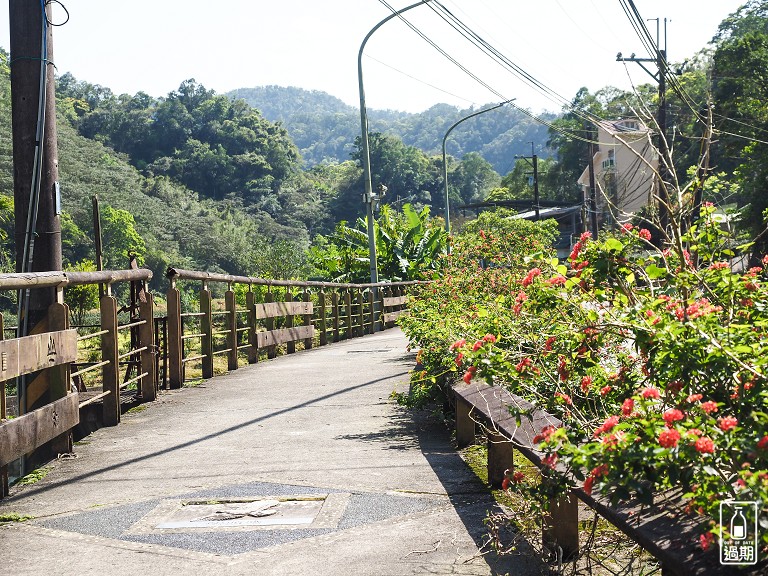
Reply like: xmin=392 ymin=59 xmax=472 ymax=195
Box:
xmin=227 ymin=85 xmax=555 ymax=174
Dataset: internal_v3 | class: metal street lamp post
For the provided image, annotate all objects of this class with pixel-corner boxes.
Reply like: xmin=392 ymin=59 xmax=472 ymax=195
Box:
xmin=441 ymin=99 xmax=514 ymax=239
xmin=358 ymin=0 xmax=432 ymax=330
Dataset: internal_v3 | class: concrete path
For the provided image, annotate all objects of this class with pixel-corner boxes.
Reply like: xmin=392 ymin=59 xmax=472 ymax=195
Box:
xmin=0 ymin=329 xmax=542 ymax=576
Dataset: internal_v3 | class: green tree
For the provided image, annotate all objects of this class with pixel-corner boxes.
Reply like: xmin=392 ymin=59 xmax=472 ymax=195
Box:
xmin=100 ymin=206 xmax=146 ymax=270
xmin=64 ymin=259 xmax=100 ymax=326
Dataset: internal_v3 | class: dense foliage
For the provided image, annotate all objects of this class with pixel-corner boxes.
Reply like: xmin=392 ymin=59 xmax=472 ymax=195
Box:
xmin=310 ymin=203 xmax=448 ymax=283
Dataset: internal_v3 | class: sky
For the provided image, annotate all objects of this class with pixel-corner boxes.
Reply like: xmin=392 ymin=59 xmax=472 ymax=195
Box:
xmin=0 ymin=0 xmax=749 ymax=115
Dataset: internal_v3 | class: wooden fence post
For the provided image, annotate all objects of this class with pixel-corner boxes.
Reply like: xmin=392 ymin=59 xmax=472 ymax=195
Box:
xmin=200 ymin=282 xmax=213 ymax=379
xmin=318 ymin=290 xmax=327 ymax=346
xmin=265 ymin=290 xmax=277 ymax=359
xmin=138 ymin=291 xmax=156 ymax=401
xmin=344 ymin=290 xmax=353 ymax=340
xmin=303 ymin=289 xmax=313 ymax=350
xmin=487 ymin=433 xmax=514 ymax=488
xmin=246 ymin=289 xmax=258 ymax=363
xmin=377 ymin=285 xmax=386 ymax=331
xmin=166 ymin=285 xmax=183 ymax=389
xmin=543 ymin=489 xmax=580 ymax=560
xmin=366 ymin=289 xmax=375 ymax=334
xmin=0 ymin=315 xmax=6 ymax=497
xmin=285 ymin=289 xmax=295 ymax=354
xmin=455 ymin=397 xmax=476 ymax=448
xmin=225 ymin=286 xmax=238 ymax=371
xmin=356 ymin=288 xmax=364 ymax=338
xmin=100 ymin=295 xmax=120 ymax=426
xmin=332 ymin=291 xmax=340 ymax=342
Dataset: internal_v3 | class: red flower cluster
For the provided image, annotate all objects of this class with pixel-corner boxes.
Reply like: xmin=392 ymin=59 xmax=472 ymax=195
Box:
xmin=580 ymin=375 xmax=593 ymax=392
xmin=533 ymin=425 xmax=557 ymax=444
xmin=662 ymin=409 xmax=684 ymax=426
xmin=521 ymin=267 xmax=542 ymax=287
xmin=555 ymin=391 xmax=573 ymax=405
xmin=462 ymin=366 xmax=477 ymax=384
xmin=621 ymin=398 xmax=635 ymax=416
xmin=659 ymin=428 xmax=681 ymax=448
xmin=583 ymin=463 xmax=609 ymax=495
xmin=641 ymin=387 xmax=660 ymax=400
xmin=700 ymin=401 xmax=718 ymax=414
xmin=757 ymin=435 xmax=768 ymax=450
xmin=593 ymin=415 xmax=620 ymax=437
xmin=718 ymin=416 xmax=738 ymax=432
xmin=449 ymin=338 xmax=466 ymax=351
xmin=694 ymin=437 xmax=715 ymax=454
xmin=545 ymin=274 xmax=567 ymax=286
xmin=638 ymin=228 xmax=652 ymax=241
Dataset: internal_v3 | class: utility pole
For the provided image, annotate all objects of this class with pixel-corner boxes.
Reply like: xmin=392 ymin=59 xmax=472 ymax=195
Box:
xmin=10 ymin=1 xmax=63 ymax=414
xmin=514 ymin=142 xmax=540 ymax=220
xmin=586 ymin=124 xmax=599 ymax=239
xmin=617 ymin=17 xmax=669 ymax=235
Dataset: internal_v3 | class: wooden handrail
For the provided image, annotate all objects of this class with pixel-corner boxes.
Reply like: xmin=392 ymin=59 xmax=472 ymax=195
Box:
xmin=0 ymin=268 xmax=152 ymax=290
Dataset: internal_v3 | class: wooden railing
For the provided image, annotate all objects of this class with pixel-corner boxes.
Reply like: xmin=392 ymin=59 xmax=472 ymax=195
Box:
xmin=0 ymin=268 xmax=153 ymax=497
xmin=0 ymin=266 xmax=420 ymax=498
xmin=165 ymin=267 xmax=418 ymax=388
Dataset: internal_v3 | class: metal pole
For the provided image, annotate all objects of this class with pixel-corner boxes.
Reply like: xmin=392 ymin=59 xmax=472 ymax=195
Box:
xmin=359 ymin=0 xmax=430 ymax=329
xmin=441 ymin=100 xmax=513 ymax=238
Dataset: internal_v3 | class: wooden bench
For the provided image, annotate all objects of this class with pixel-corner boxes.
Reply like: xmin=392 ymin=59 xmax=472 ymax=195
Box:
xmin=454 ymin=381 xmax=759 ymax=575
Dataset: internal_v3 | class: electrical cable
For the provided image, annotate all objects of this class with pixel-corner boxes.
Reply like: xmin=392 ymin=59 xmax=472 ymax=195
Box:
xmin=16 ymin=0 xmax=49 ymax=428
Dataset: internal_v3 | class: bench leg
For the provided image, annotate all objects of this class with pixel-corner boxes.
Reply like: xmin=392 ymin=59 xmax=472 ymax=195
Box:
xmin=487 ymin=432 xmax=514 ymax=488
xmin=455 ymin=397 xmax=475 ymax=448
xmin=543 ymin=490 xmax=579 ymax=560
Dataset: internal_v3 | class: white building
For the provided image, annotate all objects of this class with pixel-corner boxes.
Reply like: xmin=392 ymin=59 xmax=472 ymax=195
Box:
xmin=577 ymin=118 xmax=657 ymax=228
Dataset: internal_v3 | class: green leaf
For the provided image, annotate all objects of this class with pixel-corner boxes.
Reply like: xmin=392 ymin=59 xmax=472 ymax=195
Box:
xmin=645 ymin=264 xmax=667 ymax=279
xmin=605 ymin=238 xmax=624 ymax=252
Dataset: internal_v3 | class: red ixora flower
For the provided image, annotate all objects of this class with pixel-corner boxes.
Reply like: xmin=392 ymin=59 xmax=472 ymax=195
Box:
xmin=686 ymin=393 xmax=703 ymax=403
xmin=663 ymin=409 xmax=684 ymax=426
xmin=521 ymin=267 xmax=542 ymax=287
xmin=621 ymin=222 xmax=634 ymax=233
xmin=533 ymin=425 xmax=557 ymax=444
xmin=700 ymin=531 xmax=715 ymax=551
xmin=718 ymin=416 xmax=738 ymax=432
xmin=659 ymin=428 xmax=681 ymax=448
xmin=621 ymin=398 xmax=635 ymax=416
xmin=555 ymin=391 xmax=573 ymax=405
xmin=758 ymin=435 xmax=768 ymax=450
xmin=641 ymin=387 xmax=660 ymax=400
xmin=600 ymin=385 xmax=612 ymax=396
xmin=638 ymin=228 xmax=652 ymax=241
xmin=541 ymin=453 xmax=558 ymax=469
xmin=580 ymin=375 xmax=593 ymax=392
xmin=449 ymin=338 xmax=466 ymax=351
xmin=694 ymin=437 xmax=715 ymax=454
xmin=462 ymin=366 xmax=477 ymax=384
xmin=593 ymin=415 xmax=620 ymax=437
xmin=700 ymin=401 xmax=718 ymax=414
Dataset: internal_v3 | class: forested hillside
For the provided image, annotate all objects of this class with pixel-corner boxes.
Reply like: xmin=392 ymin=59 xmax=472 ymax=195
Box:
xmin=228 ymin=85 xmax=553 ymax=173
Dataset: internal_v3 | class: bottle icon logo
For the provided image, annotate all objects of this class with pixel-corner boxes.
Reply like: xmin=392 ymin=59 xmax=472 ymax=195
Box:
xmin=730 ymin=506 xmax=747 ymax=540
xmin=719 ymin=501 xmax=758 ymax=565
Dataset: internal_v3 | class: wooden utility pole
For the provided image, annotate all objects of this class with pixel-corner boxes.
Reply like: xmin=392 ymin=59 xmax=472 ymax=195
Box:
xmin=617 ymin=17 xmax=670 ymax=235
xmin=10 ymin=1 xmax=63 ymax=414
xmin=586 ymin=125 xmax=599 ymax=240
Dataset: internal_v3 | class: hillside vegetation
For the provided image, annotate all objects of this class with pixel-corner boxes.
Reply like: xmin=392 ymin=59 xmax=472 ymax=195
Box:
xmin=228 ymin=85 xmax=554 ymax=174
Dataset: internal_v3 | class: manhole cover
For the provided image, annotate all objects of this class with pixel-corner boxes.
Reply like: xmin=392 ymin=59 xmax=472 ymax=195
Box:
xmin=156 ymin=497 xmax=324 ymax=529
xmin=125 ymin=493 xmax=349 ymax=535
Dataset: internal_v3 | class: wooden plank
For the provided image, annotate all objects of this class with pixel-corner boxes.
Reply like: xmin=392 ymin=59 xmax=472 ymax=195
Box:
xmin=100 ymin=296 xmax=120 ymax=426
xmin=383 ymin=311 xmax=409 ymax=324
xmin=254 ymin=301 xmax=313 ymax=319
xmin=383 ymin=295 xmax=408 ymax=307
xmin=256 ymin=326 xmax=315 ymax=348
xmin=0 ymin=329 xmax=77 ymax=382
xmin=0 ymin=394 xmax=79 ymax=467
xmin=166 ymin=287 xmax=183 ymax=388
xmin=285 ymin=290 xmax=295 ymax=355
